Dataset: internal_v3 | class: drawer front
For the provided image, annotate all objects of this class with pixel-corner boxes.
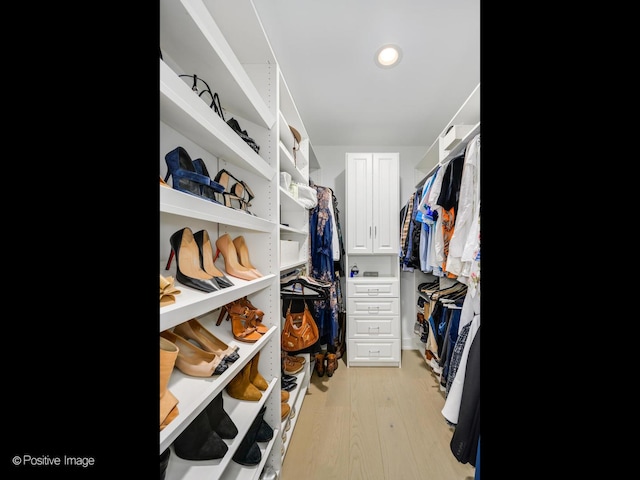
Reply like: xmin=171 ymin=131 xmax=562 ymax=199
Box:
xmin=347 ymin=315 xmax=400 ymax=338
xmin=347 ymin=297 xmax=399 ymax=316
xmin=347 ymin=280 xmax=399 ymax=297
xmin=347 ymin=339 xmax=401 ymax=364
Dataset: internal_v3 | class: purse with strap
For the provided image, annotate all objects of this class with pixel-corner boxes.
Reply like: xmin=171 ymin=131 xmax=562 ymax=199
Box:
xmin=281 ymin=300 xmax=319 ymax=352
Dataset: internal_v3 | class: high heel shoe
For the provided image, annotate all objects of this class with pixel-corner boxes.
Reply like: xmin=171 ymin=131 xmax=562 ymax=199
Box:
xmin=173 ymin=318 xmax=240 ymax=364
xmin=214 ymin=169 xmax=254 ymax=214
xmin=191 ymin=158 xmax=225 ymax=204
xmin=214 ymin=233 xmax=260 ymax=281
xmin=160 ymin=330 xmax=228 ymax=377
xmin=229 ymin=310 xmax=262 ymax=343
xmin=236 ymin=297 xmax=267 ymax=333
xmin=163 ymin=146 xmax=218 ymax=202
xmin=193 ymin=230 xmax=234 ymax=289
xmin=217 ymin=300 xmax=267 ymax=335
xmin=233 ymin=236 xmax=262 ymax=277
xmin=166 ymin=227 xmax=220 ymax=293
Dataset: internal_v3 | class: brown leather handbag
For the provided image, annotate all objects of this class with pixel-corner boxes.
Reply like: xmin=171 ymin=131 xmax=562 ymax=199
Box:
xmin=281 ymin=301 xmax=319 ymax=352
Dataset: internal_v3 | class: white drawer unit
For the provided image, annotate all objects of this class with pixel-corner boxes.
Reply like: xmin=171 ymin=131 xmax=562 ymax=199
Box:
xmin=347 ymin=279 xmax=399 ymax=297
xmin=346 ymin=278 xmax=401 ymax=367
xmin=347 ymin=339 xmax=402 ymax=366
xmin=348 ymin=316 xmax=400 ymax=338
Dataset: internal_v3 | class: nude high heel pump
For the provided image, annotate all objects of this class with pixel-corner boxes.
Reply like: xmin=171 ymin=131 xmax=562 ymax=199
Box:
xmin=160 ymin=330 xmax=228 ymax=377
xmin=233 ymin=236 xmax=262 ymax=277
xmin=214 ymin=233 xmax=260 ymax=281
xmin=173 ymin=318 xmax=240 ymax=364
xmin=193 ymin=230 xmax=234 ymax=289
xmin=166 ymin=227 xmax=220 ymax=293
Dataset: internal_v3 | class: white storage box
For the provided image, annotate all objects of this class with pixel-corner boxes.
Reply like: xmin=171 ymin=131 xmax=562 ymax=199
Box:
xmin=280 ymin=240 xmax=300 ymax=265
xmin=440 ymin=124 xmax=475 ymax=151
xmin=280 ymin=172 xmax=292 ymax=192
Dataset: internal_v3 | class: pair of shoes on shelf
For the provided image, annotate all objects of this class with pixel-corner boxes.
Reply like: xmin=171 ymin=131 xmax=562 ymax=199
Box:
xmin=226 ymin=351 xmax=268 ymax=401
xmin=165 ymin=227 xmax=234 ymax=293
xmin=214 ymin=169 xmax=255 ymax=214
xmin=173 ymin=318 xmax=240 ymax=365
xmin=160 ymin=329 xmax=229 ymax=377
xmin=217 ymin=297 xmax=268 ymax=342
xmin=163 ymin=146 xmax=224 ymax=203
xmin=214 ymin=233 xmax=263 ymax=280
xmin=173 ymin=391 xmax=237 ymax=461
xmin=232 ymin=406 xmax=271 ymax=467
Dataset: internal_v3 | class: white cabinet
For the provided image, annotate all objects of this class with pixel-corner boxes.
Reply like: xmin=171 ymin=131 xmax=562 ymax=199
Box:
xmin=344 ymin=153 xmax=401 ymax=367
xmin=160 ymin=1 xmax=318 ymax=477
xmin=345 ymin=153 xmax=399 ymax=254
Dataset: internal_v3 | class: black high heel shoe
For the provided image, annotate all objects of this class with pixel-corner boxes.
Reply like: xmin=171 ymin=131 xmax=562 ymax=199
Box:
xmin=214 ymin=169 xmax=254 ymax=214
xmin=164 ymin=147 xmax=221 ymax=203
xmin=193 ymin=229 xmax=234 ymax=289
xmin=165 ymin=227 xmax=220 ymax=293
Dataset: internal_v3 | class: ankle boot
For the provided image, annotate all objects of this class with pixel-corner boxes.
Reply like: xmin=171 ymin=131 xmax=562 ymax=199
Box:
xmin=173 ymin=409 xmax=228 ymax=460
xmin=315 ymin=352 xmax=326 ymax=377
xmin=160 ymin=337 xmax=179 ymax=431
xmin=205 ymin=391 xmax=237 ymax=439
xmin=226 ymin=362 xmax=262 ymax=401
xmin=232 ymin=408 xmax=263 ymax=466
xmin=249 ymin=351 xmax=269 ymax=391
xmin=326 ymin=352 xmax=338 ymax=377
xmin=254 ymin=405 xmax=273 ymax=442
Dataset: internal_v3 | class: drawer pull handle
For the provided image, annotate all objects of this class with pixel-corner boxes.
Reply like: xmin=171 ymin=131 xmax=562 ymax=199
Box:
xmin=369 ymin=350 xmax=380 ymax=355
xmin=369 ymin=326 xmax=380 ymax=333
xmin=367 ymin=288 xmax=379 ymax=295
xmin=367 ymin=306 xmax=380 ymax=314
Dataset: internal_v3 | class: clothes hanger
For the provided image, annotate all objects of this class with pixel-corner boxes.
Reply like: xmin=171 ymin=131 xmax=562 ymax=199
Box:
xmin=280 ymin=278 xmax=329 ymax=299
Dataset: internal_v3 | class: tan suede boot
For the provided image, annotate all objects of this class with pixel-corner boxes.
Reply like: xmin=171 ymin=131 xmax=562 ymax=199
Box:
xmin=249 ymin=350 xmax=269 ymax=391
xmin=226 ymin=362 xmax=262 ymax=401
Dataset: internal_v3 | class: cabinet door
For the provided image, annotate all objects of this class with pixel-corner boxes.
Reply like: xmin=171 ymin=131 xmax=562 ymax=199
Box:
xmin=346 ymin=153 xmax=373 ymax=254
xmin=372 ymin=153 xmax=399 ymax=254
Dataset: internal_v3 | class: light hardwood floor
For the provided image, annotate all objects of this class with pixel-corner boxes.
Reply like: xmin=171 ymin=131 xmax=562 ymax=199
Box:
xmin=280 ymin=349 xmax=475 ymax=480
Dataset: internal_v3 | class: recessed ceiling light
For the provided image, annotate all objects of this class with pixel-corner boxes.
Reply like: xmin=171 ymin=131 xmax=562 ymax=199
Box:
xmin=375 ymin=44 xmax=402 ymax=68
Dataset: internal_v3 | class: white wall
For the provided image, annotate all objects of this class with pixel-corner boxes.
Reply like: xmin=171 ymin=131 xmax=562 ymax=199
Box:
xmin=311 ymin=145 xmax=433 ymax=351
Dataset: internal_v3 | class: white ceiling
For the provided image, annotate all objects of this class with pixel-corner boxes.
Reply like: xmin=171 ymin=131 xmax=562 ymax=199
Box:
xmin=251 ymin=0 xmax=480 ymax=147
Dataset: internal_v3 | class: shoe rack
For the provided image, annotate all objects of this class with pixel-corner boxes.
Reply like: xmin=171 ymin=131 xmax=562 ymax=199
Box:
xmin=160 ymin=1 xmax=319 ymax=479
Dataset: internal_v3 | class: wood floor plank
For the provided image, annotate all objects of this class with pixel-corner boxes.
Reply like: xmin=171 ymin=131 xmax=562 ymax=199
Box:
xmin=281 ymin=350 xmax=476 ymax=480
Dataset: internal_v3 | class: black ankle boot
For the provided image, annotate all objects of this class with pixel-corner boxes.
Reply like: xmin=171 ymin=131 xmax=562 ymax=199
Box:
xmin=254 ymin=405 xmax=273 ymax=442
xmin=174 ymin=409 xmax=228 ymax=460
xmin=232 ymin=408 xmax=263 ymax=466
xmin=206 ymin=391 xmax=238 ymax=439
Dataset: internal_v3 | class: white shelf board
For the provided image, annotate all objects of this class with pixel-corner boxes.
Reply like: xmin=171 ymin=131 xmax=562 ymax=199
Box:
xmin=161 ymin=323 xmax=277 ymax=453
xmin=160 ymin=0 xmax=275 ymax=129
xmin=279 ymin=142 xmax=306 ymax=185
xmin=160 ymin=60 xmax=274 ymax=180
xmin=279 ymin=187 xmax=307 ymax=211
xmin=160 ymin=186 xmax=274 ymax=233
xmin=160 ymin=258 xmax=276 ymax=332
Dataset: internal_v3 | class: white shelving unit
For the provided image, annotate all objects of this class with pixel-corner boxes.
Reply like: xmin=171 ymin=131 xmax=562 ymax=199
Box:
xmin=160 ymin=1 xmax=319 ymax=478
xmin=412 ymin=84 xmax=480 ymax=366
